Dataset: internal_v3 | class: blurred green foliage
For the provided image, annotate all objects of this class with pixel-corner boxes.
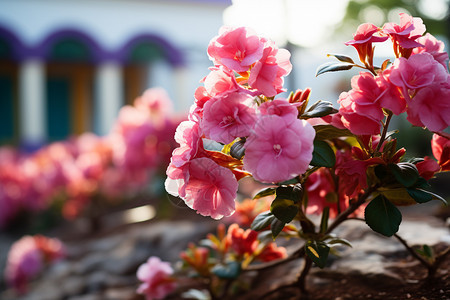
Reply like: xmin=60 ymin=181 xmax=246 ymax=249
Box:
xmin=338 ymin=0 xmax=449 ymax=39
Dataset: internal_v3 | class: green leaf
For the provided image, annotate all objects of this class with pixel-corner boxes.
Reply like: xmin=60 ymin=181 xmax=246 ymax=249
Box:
xmin=327 ymin=53 xmax=355 ymax=64
xmin=423 ymin=244 xmax=434 ymax=258
xmin=275 ymin=185 xmax=303 ymax=203
xmin=253 ymin=187 xmax=276 ymax=200
xmin=301 ymin=100 xmax=338 ymax=119
xmin=313 ymin=124 xmax=354 ymax=141
xmin=364 ymin=195 xmax=402 ymax=237
xmin=388 ymin=163 xmax=419 ymax=188
xmin=310 ymin=140 xmax=336 ymax=168
xmin=406 ymin=188 xmax=433 ymax=204
xmin=316 ymin=62 xmax=354 ymax=77
xmin=408 ymin=188 xmax=448 ymax=205
xmin=211 ymin=261 xmax=241 ymax=279
xmin=271 ymin=198 xmax=298 ymax=223
xmin=325 ymin=237 xmax=353 ymax=248
xmin=378 ymin=187 xmax=417 ymax=206
xmin=251 ymin=211 xmax=275 ymax=231
xmin=305 ymin=241 xmax=330 ymax=268
xmin=271 ymin=218 xmax=285 ymax=239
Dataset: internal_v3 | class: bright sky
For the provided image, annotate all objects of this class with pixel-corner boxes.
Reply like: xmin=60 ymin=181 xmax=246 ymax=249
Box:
xmin=223 ymin=0 xmax=349 ymax=47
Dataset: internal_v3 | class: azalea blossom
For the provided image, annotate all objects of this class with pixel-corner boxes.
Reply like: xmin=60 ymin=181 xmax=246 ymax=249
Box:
xmin=345 ymin=23 xmax=388 ymax=66
xmin=412 ymin=33 xmax=449 ymax=68
xmin=259 ymin=99 xmax=299 ymax=123
xmin=207 ymin=26 xmax=265 ymax=72
xmin=431 ymin=134 xmax=450 ymax=171
xmin=244 ymin=115 xmax=315 ymax=183
xmin=416 ymin=157 xmax=440 ymax=180
xmin=166 ymin=157 xmax=238 ymax=219
xmin=389 ymin=53 xmax=448 ymax=99
xmin=406 ymin=79 xmax=450 ymax=132
xmin=248 ymin=41 xmax=292 ymax=97
xmin=137 ymin=256 xmax=177 ymax=300
xmin=383 ymin=13 xmax=426 ymax=56
xmin=5 ymin=235 xmax=65 ymax=294
xmin=202 ymin=92 xmax=257 ymax=144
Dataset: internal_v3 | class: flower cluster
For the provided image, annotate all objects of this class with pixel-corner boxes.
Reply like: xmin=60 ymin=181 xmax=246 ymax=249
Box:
xmin=163 ymin=14 xmax=449 ymax=298
xmin=339 ymin=13 xmax=449 ymax=135
xmin=4 ymin=235 xmax=65 ymax=293
xmin=166 ymin=26 xmax=316 ymax=219
xmin=0 ymin=88 xmax=182 ymax=227
xmin=136 ymin=256 xmax=177 ymax=300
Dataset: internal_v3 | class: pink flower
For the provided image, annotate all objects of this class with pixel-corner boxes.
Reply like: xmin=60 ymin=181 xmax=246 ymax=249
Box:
xmin=134 ymin=88 xmax=174 ymax=125
xmin=389 ymin=53 xmax=448 ymax=99
xmin=137 ymin=256 xmax=176 ymax=300
xmin=259 ymin=99 xmax=299 ymax=123
xmin=243 ymin=115 xmax=315 ymax=183
xmin=416 ymin=157 xmax=440 ymax=180
xmin=432 ymin=134 xmax=450 ymax=171
xmin=207 ymin=26 xmax=265 ymax=72
xmin=406 ymin=80 xmax=450 ymax=132
xmin=203 ymin=66 xmax=242 ymax=97
xmin=412 ymin=33 xmax=449 ymax=68
xmin=171 ymin=120 xmax=203 ymax=168
xmin=202 ymin=92 xmax=257 ymax=144
xmin=5 ymin=235 xmax=65 ymax=294
xmin=335 ymin=149 xmax=384 ymax=198
xmin=383 ymin=13 xmax=426 ymax=50
xmin=248 ymin=41 xmax=292 ymax=97
xmin=305 ymin=168 xmax=345 ymax=218
xmin=338 ymin=73 xmax=386 ymax=135
xmin=345 ymin=23 xmax=388 ymax=65
xmin=166 ymin=157 xmax=238 ymax=219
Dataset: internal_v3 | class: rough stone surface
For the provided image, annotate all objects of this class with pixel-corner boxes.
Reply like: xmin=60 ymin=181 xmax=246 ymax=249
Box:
xmin=0 ymin=208 xmax=448 ymax=300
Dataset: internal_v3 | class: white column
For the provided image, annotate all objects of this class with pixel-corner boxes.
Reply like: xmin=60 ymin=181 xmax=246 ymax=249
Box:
xmin=95 ymin=61 xmax=123 ymax=136
xmin=19 ymin=59 xmax=46 ymax=147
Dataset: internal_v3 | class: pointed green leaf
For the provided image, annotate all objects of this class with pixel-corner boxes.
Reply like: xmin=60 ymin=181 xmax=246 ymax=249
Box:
xmin=305 ymin=241 xmax=330 ymax=268
xmin=325 ymin=237 xmax=353 ymax=248
xmin=301 ymin=100 xmax=338 ymax=119
xmin=251 ymin=211 xmax=275 ymax=231
xmin=316 ymin=62 xmax=354 ymax=77
xmin=406 ymin=188 xmax=433 ymax=204
xmin=327 ymin=53 xmax=355 ymax=64
xmin=310 ymin=140 xmax=336 ymax=168
xmin=408 ymin=188 xmax=448 ymax=205
xmin=364 ymin=195 xmax=402 ymax=237
xmin=423 ymin=244 xmax=434 ymax=258
xmin=270 ymin=198 xmax=298 ymax=223
xmin=388 ymin=163 xmax=419 ymax=188
xmin=313 ymin=124 xmax=354 ymax=141
xmin=253 ymin=187 xmax=276 ymax=200
xmin=271 ymin=218 xmax=285 ymax=239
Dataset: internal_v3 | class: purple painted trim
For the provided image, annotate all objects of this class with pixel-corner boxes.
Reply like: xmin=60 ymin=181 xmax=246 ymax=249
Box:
xmin=0 ymin=26 xmax=185 ymax=65
xmin=118 ymin=33 xmax=185 ymax=66
xmin=0 ymin=24 xmax=27 ymax=61
xmin=34 ymin=28 xmax=108 ymax=62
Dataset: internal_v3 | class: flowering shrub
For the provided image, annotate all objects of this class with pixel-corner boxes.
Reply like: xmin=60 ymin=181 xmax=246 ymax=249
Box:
xmin=0 ymin=88 xmax=182 ymax=227
xmin=161 ymin=13 xmax=449 ymax=298
xmin=4 ymin=235 xmax=65 ymax=293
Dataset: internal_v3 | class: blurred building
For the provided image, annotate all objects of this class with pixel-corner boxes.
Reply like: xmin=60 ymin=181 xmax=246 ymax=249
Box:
xmin=0 ymin=0 xmax=231 ymax=149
